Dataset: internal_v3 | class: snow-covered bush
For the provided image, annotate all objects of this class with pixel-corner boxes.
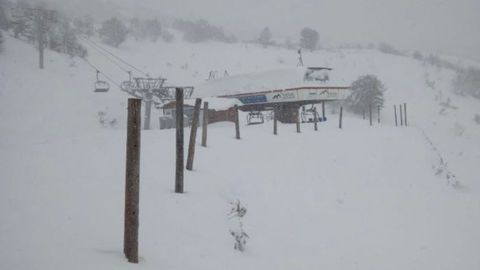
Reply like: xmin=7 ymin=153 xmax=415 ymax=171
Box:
xmin=228 ymin=200 xmax=249 ymax=252
xmin=453 ymin=68 xmax=480 ymax=99
xmin=377 ymin=42 xmax=403 ymax=56
xmin=98 ymin=111 xmax=118 ymax=128
xmin=474 ymin=114 xmax=480 ymax=125
xmin=345 ymin=75 xmax=386 ymax=114
xmin=98 ymin=17 xmax=128 ymax=48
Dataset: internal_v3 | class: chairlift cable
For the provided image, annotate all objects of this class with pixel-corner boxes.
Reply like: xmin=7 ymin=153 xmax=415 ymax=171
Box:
xmin=80 ymin=36 xmax=150 ymax=77
xmin=82 ymin=57 xmax=121 ymax=88
xmin=81 ymin=38 xmax=131 ymax=74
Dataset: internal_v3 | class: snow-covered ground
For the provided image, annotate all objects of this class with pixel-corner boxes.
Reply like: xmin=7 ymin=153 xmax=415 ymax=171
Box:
xmin=1 ymin=34 xmax=480 ymax=270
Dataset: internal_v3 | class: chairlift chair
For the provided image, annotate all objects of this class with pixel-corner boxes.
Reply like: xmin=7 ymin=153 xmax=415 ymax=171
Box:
xmin=247 ymin=111 xmax=264 ymax=125
xmin=301 ymin=105 xmax=320 ymax=123
xmin=94 ymin=70 xmax=110 ymax=92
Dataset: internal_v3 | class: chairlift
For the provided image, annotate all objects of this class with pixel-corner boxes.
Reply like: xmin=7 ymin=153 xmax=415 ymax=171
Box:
xmin=94 ymin=70 xmax=110 ymax=92
xmin=301 ymin=105 xmax=320 ymax=123
xmin=247 ymin=111 xmax=264 ymax=125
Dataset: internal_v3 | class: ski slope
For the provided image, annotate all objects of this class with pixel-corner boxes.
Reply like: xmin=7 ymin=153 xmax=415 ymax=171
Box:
xmin=1 ymin=34 xmax=480 ymax=270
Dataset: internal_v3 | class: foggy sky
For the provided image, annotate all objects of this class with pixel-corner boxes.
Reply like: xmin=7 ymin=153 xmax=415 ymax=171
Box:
xmin=35 ymin=0 xmax=480 ymax=61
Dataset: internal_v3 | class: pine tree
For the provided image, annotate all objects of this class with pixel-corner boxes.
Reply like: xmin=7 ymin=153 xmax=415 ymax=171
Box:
xmin=345 ymin=75 xmax=386 ymax=114
xmin=0 ymin=30 xmax=4 ymax=53
xmin=258 ymin=27 xmax=271 ymax=47
xmin=299 ymin=27 xmax=319 ymax=51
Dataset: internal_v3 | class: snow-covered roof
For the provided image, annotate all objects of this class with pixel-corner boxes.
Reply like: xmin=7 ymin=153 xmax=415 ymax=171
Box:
xmin=192 ymin=67 xmax=350 ymax=98
xmin=166 ymin=97 xmax=242 ymax=110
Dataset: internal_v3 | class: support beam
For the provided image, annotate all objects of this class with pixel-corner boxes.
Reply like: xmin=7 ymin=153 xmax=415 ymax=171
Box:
xmin=186 ymin=98 xmax=202 ymax=171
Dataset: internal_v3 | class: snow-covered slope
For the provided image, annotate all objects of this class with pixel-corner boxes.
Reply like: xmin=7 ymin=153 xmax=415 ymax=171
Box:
xmin=1 ymin=34 xmax=480 ymax=270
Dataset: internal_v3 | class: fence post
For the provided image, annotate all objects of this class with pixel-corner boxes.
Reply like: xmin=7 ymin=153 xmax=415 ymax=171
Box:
xmin=273 ymin=106 xmax=278 ymax=135
xmin=175 ymin=88 xmax=184 ymax=193
xmin=369 ymin=104 xmax=372 ymax=126
xmin=124 ymin=98 xmax=141 ymax=263
xmin=339 ymin=106 xmax=343 ymax=129
xmin=296 ymin=107 xmax=301 ymax=133
xmin=404 ymin=103 xmax=408 ymax=126
xmin=186 ymin=98 xmax=202 ymax=171
xmin=201 ymin=102 xmax=209 ymax=147
xmin=394 ymin=105 xmax=398 ymax=126
xmin=234 ymin=105 xmax=240 ymax=139
xmin=313 ymin=107 xmax=318 ymax=131
xmin=400 ymin=104 xmax=403 ymax=126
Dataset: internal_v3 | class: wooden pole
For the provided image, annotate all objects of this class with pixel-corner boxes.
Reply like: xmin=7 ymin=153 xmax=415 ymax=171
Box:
xmin=124 ymin=98 xmax=141 ymax=263
xmin=186 ymin=98 xmax=202 ymax=171
xmin=273 ymin=106 xmax=278 ymax=135
xmin=175 ymin=88 xmax=184 ymax=193
xmin=369 ymin=104 xmax=372 ymax=126
xmin=296 ymin=107 xmax=301 ymax=133
xmin=313 ymin=107 xmax=318 ymax=131
xmin=394 ymin=105 xmax=398 ymax=126
xmin=339 ymin=106 xmax=343 ymax=129
xmin=322 ymin=101 xmax=325 ymax=120
xmin=400 ymin=104 xmax=403 ymax=126
xmin=404 ymin=103 xmax=408 ymax=126
xmin=234 ymin=105 xmax=240 ymax=139
xmin=201 ymin=102 xmax=209 ymax=147
xmin=377 ymin=106 xmax=380 ymax=123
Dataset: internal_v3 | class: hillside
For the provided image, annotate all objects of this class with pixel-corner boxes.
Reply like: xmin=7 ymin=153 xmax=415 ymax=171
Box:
xmin=1 ymin=34 xmax=480 ymax=270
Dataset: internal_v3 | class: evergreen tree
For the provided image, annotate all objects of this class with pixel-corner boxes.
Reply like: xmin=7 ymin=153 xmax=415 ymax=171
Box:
xmin=258 ymin=27 xmax=271 ymax=47
xmin=0 ymin=30 xmax=4 ymax=53
xmin=144 ymin=18 xmax=162 ymax=41
xmin=299 ymin=27 xmax=319 ymax=51
xmin=0 ymin=0 xmax=10 ymax=30
xmin=345 ymin=75 xmax=386 ymax=114
xmin=98 ymin=17 xmax=128 ymax=47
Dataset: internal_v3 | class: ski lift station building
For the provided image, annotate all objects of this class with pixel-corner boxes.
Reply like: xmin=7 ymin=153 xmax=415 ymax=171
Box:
xmin=191 ymin=67 xmax=352 ymax=123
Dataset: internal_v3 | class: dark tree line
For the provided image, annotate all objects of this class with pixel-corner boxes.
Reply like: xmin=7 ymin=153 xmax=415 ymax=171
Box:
xmin=173 ymin=18 xmax=236 ymax=43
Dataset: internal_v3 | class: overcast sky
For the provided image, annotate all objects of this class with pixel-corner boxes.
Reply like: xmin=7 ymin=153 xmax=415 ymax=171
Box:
xmin=37 ymin=0 xmax=480 ymax=61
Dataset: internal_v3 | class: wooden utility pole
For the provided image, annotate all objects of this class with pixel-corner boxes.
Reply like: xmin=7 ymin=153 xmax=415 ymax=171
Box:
xmin=175 ymin=88 xmax=184 ymax=193
xmin=339 ymin=106 xmax=343 ymax=129
xmin=404 ymin=103 xmax=408 ymax=126
xmin=394 ymin=105 xmax=398 ymax=126
xmin=273 ymin=106 xmax=278 ymax=135
xmin=313 ymin=107 xmax=318 ymax=131
xmin=322 ymin=101 xmax=326 ymax=120
xmin=186 ymin=98 xmax=202 ymax=171
xmin=124 ymin=98 xmax=141 ymax=264
xmin=201 ymin=102 xmax=209 ymax=147
xmin=369 ymin=104 xmax=372 ymax=126
xmin=234 ymin=105 xmax=240 ymax=139
xmin=296 ymin=107 xmax=301 ymax=133
xmin=400 ymin=104 xmax=403 ymax=126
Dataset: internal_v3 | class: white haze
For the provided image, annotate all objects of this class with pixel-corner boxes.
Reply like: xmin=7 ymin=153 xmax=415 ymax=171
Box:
xmin=30 ymin=0 xmax=480 ymax=61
